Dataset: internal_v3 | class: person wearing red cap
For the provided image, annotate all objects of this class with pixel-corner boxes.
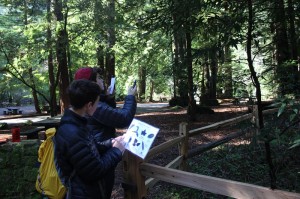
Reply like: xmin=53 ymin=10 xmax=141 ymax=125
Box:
xmin=74 ymin=66 xmax=137 ymax=198
xmin=74 ymin=67 xmax=106 ymax=93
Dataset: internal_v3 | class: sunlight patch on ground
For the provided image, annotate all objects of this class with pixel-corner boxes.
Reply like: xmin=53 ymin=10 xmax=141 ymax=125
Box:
xmin=212 ymin=106 xmax=248 ymax=113
xmin=136 ymin=110 xmax=186 ymax=117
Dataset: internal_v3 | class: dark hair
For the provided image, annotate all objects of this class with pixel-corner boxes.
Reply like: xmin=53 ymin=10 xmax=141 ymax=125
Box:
xmin=68 ymin=79 xmax=101 ymax=109
xmin=89 ymin=67 xmax=103 ymax=82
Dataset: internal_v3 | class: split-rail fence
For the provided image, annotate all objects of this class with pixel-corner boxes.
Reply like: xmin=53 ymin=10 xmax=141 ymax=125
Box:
xmin=122 ymin=105 xmax=300 ymax=199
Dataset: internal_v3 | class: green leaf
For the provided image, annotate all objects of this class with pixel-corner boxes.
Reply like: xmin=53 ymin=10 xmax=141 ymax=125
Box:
xmin=277 ymin=103 xmax=286 ymax=117
xmin=289 ymin=139 xmax=300 ymax=149
xmin=289 ymin=113 xmax=296 ymax=121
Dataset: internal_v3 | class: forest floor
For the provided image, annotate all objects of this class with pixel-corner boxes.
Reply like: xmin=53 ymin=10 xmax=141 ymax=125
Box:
xmin=111 ymin=102 xmax=252 ymax=199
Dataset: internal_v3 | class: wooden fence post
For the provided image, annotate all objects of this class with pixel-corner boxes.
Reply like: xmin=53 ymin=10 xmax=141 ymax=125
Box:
xmin=179 ymin=122 xmax=188 ymax=171
xmin=122 ymin=151 xmax=147 ymax=199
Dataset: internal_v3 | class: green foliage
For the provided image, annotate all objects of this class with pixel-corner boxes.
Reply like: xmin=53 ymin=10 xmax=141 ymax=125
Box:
xmin=271 ymin=97 xmax=300 ymax=149
xmin=1 ymin=0 xmax=299 ymax=105
xmin=0 ymin=140 xmax=40 ymax=198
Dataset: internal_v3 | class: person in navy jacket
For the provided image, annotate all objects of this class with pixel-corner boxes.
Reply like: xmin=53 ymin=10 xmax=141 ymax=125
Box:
xmin=54 ymin=79 xmax=125 ymax=199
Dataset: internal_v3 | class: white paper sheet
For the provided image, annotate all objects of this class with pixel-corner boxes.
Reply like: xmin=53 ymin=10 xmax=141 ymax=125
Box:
xmin=109 ymin=77 xmax=115 ymax=94
xmin=123 ymin=119 xmax=160 ymax=159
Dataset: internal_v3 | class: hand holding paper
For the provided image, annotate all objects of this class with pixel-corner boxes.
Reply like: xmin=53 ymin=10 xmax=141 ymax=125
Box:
xmin=112 ymin=136 xmax=126 ymax=153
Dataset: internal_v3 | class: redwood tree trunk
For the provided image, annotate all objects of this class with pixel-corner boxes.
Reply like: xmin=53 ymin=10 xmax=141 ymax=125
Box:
xmin=273 ymin=0 xmax=291 ymax=95
xmin=171 ymin=1 xmax=188 ymax=105
xmin=138 ymin=66 xmax=146 ymax=101
xmin=149 ymin=80 xmax=154 ymax=102
xmin=223 ymin=46 xmax=233 ymax=98
xmin=209 ymin=48 xmax=218 ymax=100
xmin=29 ymin=67 xmax=41 ymax=113
xmin=47 ymin=0 xmax=57 ymax=116
xmin=106 ymin=0 xmax=116 ymax=83
xmin=54 ymin=0 xmax=70 ymax=113
xmin=287 ymin=0 xmax=299 ymax=94
xmin=185 ymin=8 xmax=196 ymax=121
xmin=94 ymin=0 xmax=105 ymax=74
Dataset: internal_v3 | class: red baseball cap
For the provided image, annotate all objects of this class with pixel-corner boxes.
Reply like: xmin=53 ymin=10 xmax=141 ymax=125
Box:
xmin=74 ymin=67 xmax=93 ymax=80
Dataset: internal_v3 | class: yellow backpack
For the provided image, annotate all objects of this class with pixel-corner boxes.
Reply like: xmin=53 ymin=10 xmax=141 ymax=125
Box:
xmin=35 ymin=128 xmax=66 ymax=199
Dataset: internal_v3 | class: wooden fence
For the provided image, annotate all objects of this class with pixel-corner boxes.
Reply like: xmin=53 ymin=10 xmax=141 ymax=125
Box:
xmin=122 ymin=106 xmax=300 ymax=199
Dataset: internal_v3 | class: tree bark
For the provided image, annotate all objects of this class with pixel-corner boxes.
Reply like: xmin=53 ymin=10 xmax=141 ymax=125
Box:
xmin=273 ymin=0 xmax=291 ymax=95
xmin=287 ymin=0 xmax=299 ymax=94
xmin=28 ymin=67 xmax=41 ymax=113
xmin=149 ymin=80 xmax=154 ymax=102
xmin=171 ymin=44 xmax=177 ymax=98
xmin=94 ymin=0 xmax=105 ymax=73
xmin=54 ymin=0 xmax=70 ymax=113
xmin=106 ymin=0 xmax=116 ymax=83
xmin=185 ymin=7 xmax=196 ymax=121
xmin=138 ymin=66 xmax=146 ymax=101
xmin=223 ymin=46 xmax=233 ymax=98
xmin=209 ymin=48 xmax=218 ymax=100
xmin=47 ymin=0 xmax=57 ymax=116
xmin=171 ymin=1 xmax=188 ymax=105
xmin=200 ymin=55 xmax=210 ymax=103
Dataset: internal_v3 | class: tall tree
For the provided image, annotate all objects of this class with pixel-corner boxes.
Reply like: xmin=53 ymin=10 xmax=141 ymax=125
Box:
xmin=286 ymin=0 xmax=299 ymax=94
xmin=94 ymin=0 xmax=105 ymax=72
xmin=247 ymin=0 xmax=277 ymax=189
xmin=23 ymin=0 xmax=41 ymax=113
xmin=272 ymin=0 xmax=292 ymax=95
xmin=106 ymin=0 xmax=116 ymax=81
xmin=171 ymin=0 xmax=189 ymax=106
xmin=54 ymin=0 xmax=69 ymax=112
xmin=94 ymin=0 xmax=116 ymax=97
xmin=47 ymin=0 xmax=58 ymax=116
xmin=138 ymin=65 xmax=146 ymax=101
xmin=185 ymin=5 xmax=196 ymax=120
xmin=222 ymin=46 xmax=233 ymax=98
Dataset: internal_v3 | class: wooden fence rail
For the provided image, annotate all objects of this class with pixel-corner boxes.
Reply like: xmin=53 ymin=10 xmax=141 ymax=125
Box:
xmin=122 ymin=106 xmax=300 ymax=199
xmin=140 ymin=163 xmax=300 ymax=199
xmin=189 ymin=113 xmax=252 ymax=137
xmin=145 ymin=155 xmax=183 ymax=189
xmin=145 ymin=136 xmax=184 ymax=161
xmin=187 ymin=127 xmax=251 ymax=158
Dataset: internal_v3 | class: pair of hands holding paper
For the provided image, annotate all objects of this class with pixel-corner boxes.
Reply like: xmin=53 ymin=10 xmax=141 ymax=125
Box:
xmin=97 ymin=136 xmax=126 ymax=154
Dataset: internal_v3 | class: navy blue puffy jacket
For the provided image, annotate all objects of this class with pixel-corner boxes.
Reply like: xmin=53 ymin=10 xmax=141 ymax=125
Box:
xmin=54 ymin=109 xmax=122 ymax=199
